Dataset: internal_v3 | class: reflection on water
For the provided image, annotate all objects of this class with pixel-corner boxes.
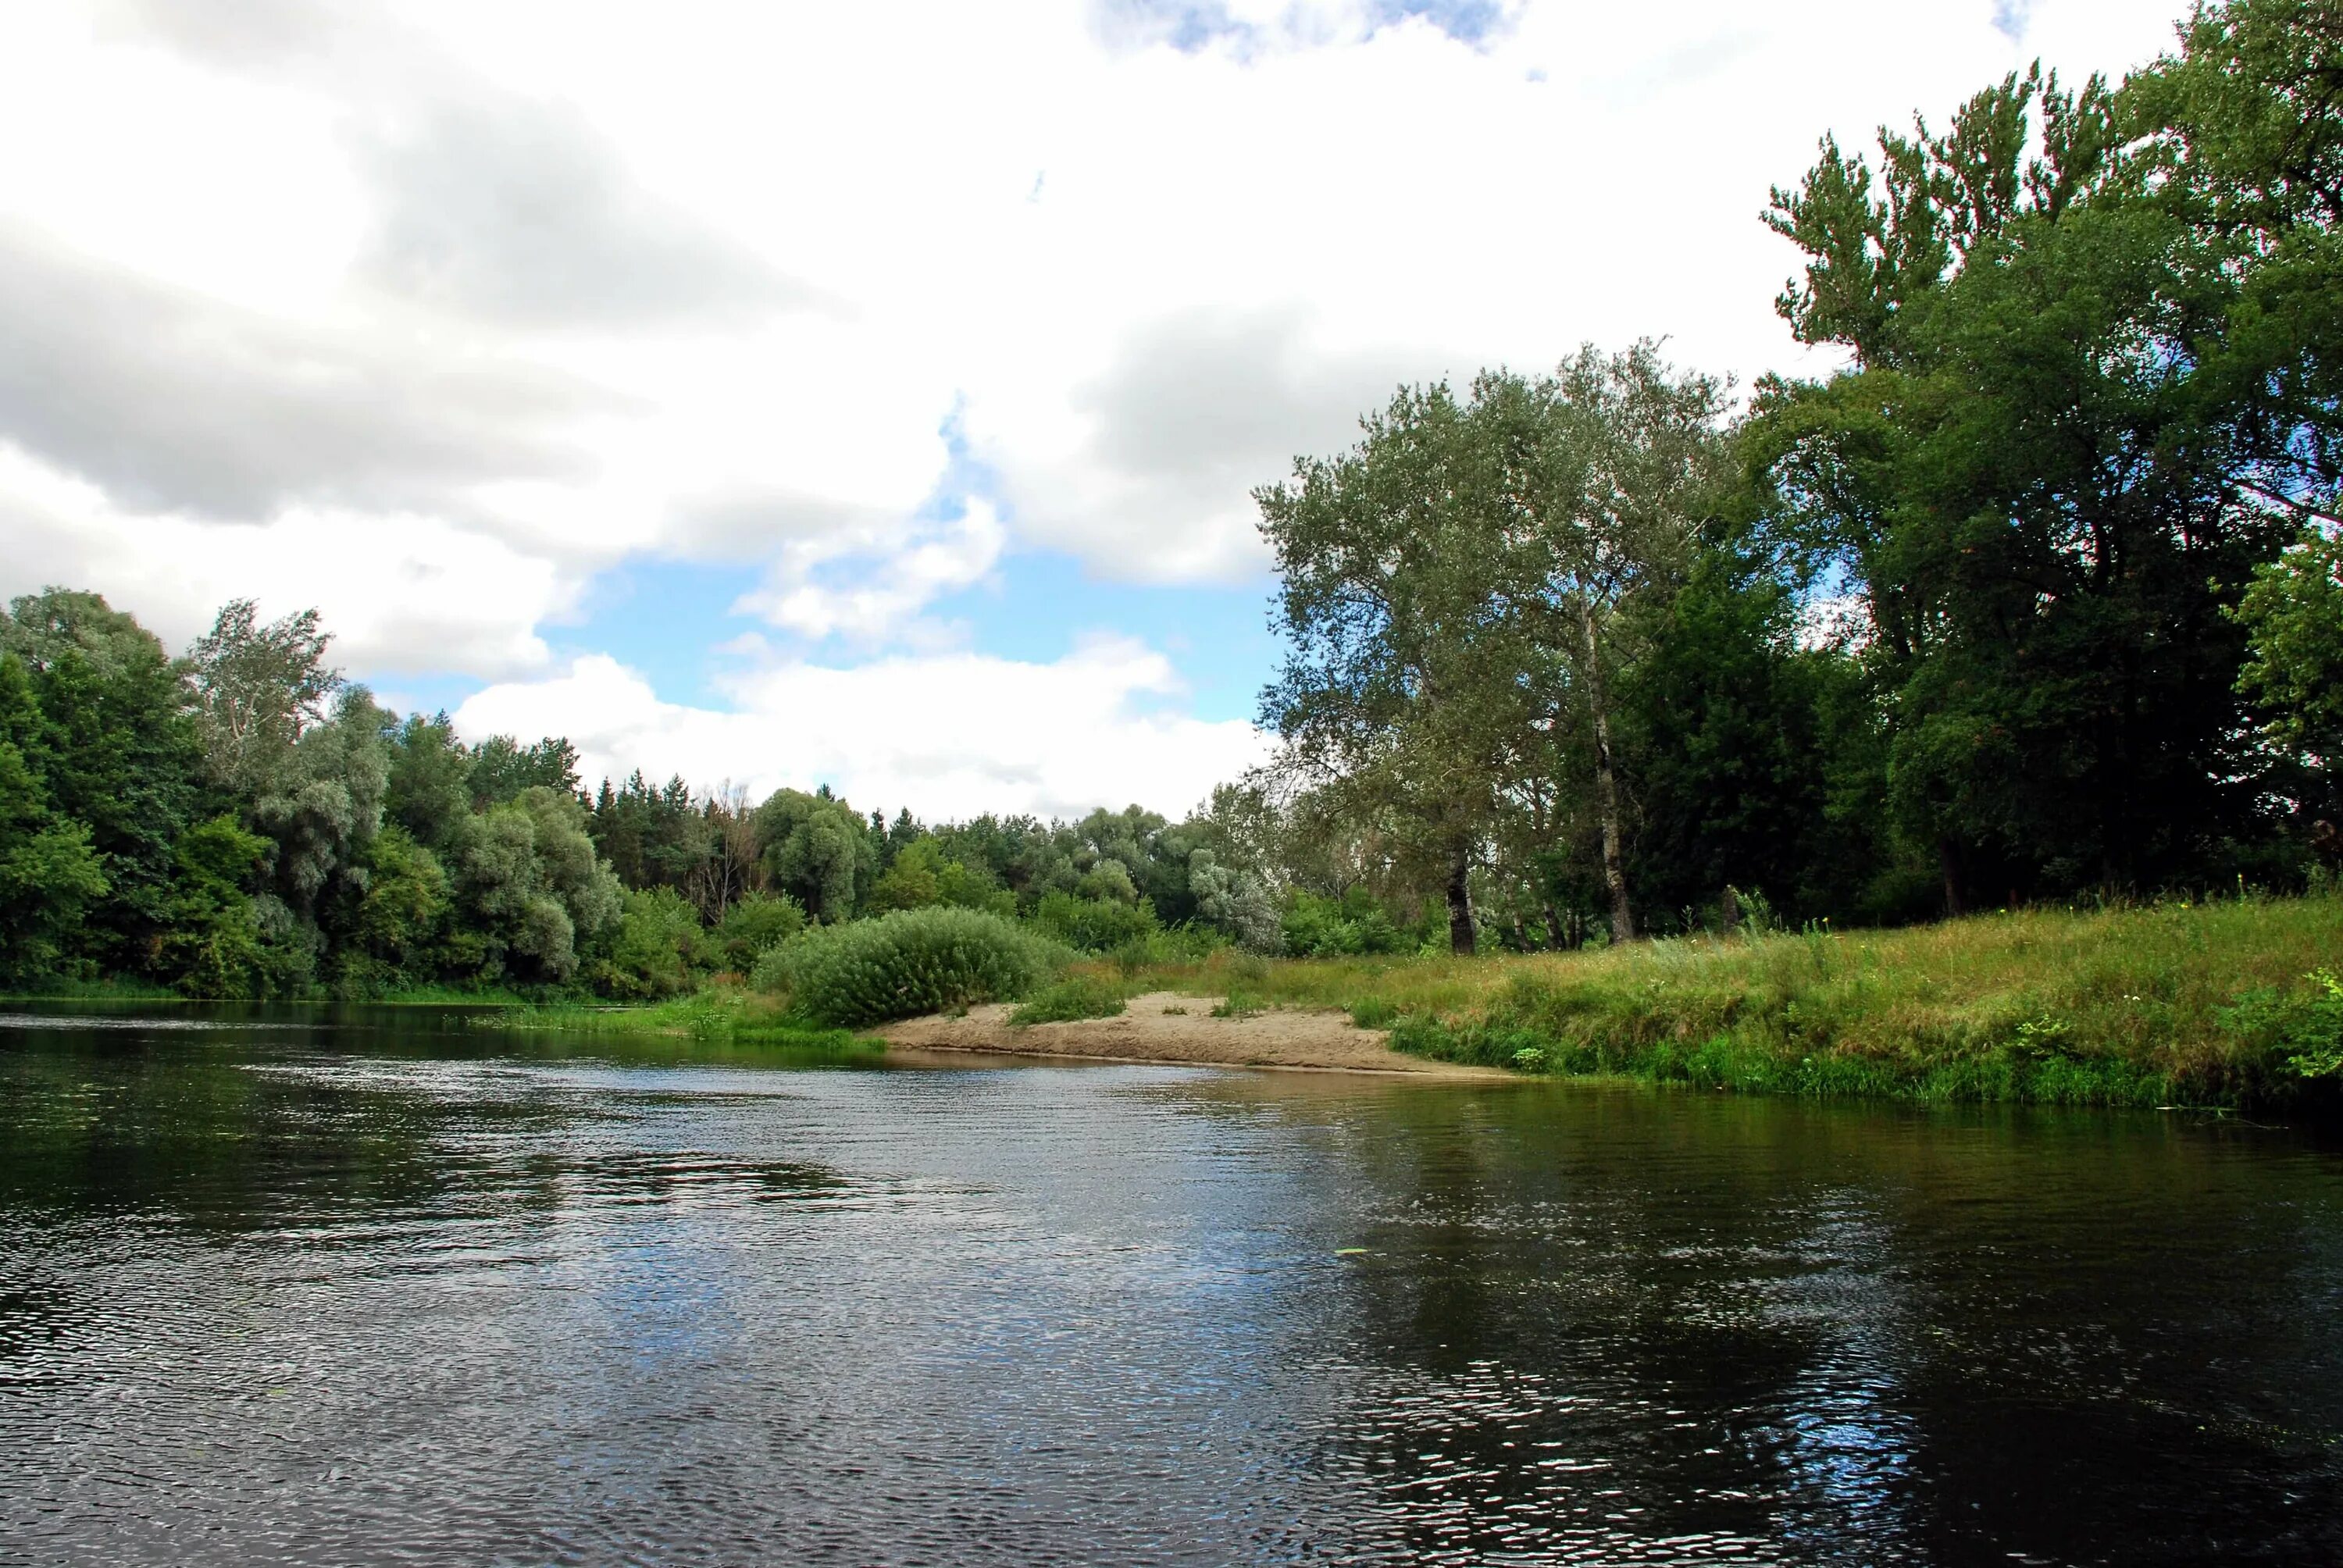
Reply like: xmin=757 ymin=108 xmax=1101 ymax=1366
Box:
xmin=2 ymin=1007 xmax=2341 ymax=1565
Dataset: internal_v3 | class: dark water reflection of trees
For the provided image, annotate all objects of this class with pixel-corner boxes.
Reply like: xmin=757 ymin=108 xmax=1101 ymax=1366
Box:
xmin=1172 ymin=1077 xmax=2343 ymax=1562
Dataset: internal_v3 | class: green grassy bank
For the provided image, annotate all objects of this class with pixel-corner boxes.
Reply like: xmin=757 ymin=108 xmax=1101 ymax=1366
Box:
xmin=1102 ymin=895 xmax=2343 ymax=1108
xmin=465 ymin=988 xmax=864 ymax=1053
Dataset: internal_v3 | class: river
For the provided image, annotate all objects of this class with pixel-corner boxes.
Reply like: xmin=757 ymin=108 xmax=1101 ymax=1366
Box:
xmin=3 ymin=1007 xmax=2340 ymax=1565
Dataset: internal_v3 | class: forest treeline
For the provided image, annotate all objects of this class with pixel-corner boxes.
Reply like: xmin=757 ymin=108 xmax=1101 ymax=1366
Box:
xmin=1 ymin=0 xmax=2337 ymax=996
xmin=0 ymin=588 xmax=1292 ymax=996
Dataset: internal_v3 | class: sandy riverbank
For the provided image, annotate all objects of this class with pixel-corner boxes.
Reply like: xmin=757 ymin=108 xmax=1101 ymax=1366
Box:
xmin=872 ymin=991 xmax=1504 ymax=1077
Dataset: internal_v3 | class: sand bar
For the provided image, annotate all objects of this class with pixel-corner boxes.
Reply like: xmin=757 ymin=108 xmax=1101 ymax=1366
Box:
xmin=872 ymin=991 xmax=1505 ymax=1077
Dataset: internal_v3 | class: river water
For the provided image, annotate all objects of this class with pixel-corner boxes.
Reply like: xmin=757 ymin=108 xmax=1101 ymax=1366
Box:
xmin=2 ymin=1007 xmax=2340 ymax=1566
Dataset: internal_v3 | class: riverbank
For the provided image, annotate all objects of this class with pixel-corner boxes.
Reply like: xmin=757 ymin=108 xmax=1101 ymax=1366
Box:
xmin=877 ymin=990 xmax=1499 ymax=1076
xmin=1082 ymin=894 xmax=2343 ymax=1107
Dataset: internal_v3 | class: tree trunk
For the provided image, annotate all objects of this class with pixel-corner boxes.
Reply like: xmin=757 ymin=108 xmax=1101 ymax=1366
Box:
xmin=1579 ymin=599 xmax=1638 ymax=942
xmin=1939 ymin=836 xmax=1967 ymax=917
xmin=1445 ymin=849 xmax=1476 ymax=956
xmin=1542 ymin=902 xmax=1566 ymax=950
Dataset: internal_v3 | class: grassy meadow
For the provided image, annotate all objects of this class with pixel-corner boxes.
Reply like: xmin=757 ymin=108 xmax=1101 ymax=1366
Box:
xmin=1058 ymin=893 xmax=2343 ymax=1109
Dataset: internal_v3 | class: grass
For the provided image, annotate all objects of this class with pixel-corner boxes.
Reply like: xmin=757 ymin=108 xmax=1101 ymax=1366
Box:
xmin=0 ymin=975 xmax=183 ymax=1003
xmin=1101 ymin=893 xmax=2343 ymax=1109
xmin=473 ymin=986 xmax=863 ymax=1051
xmin=1008 ymin=975 xmax=1129 ymax=1026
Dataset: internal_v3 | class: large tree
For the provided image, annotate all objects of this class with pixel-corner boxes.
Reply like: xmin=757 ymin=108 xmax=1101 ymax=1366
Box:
xmin=1257 ymin=381 xmax=1535 ymax=953
xmin=1756 ymin=8 xmax=2338 ymax=905
xmin=1483 ymin=346 xmax=1737 ymax=940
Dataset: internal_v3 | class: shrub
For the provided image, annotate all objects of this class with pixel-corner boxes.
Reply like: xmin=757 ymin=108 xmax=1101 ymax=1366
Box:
xmin=591 ymin=886 xmax=711 ymax=1000
xmin=1032 ymin=889 xmax=1159 ymax=953
xmin=1282 ymin=889 xmax=1407 ymax=957
xmin=2219 ymin=968 xmax=2343 ymax=1080
xmin=1009 ymin=974 xmax=1129 ymax=1025
xmin=714 ymin=891 xmax=805 ymax=971
xmin=1109 ymin=923 xmax=1226 ymax=974
xmin=755 ymin=906 xmax=1059 ymax=1026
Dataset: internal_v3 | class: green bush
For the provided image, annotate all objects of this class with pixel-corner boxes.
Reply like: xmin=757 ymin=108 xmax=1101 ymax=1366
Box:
xmin=1032 ymin=889 xmax=1159 ymax=953
xmin=590 ymin=886 xmax=711 ymax=1000
xmin=713 ymin=891 xmax=805 ymax=971
xmin=2219 ymin=968 xmax=2343 ymax=1080
xmin=1282 ymin=889 xmax=1408 ymax=957
xmin=755 ymin=906 xmax=1059 ymax=1026
xmin=1009 ymin=974 xmax=1129 ymax=1025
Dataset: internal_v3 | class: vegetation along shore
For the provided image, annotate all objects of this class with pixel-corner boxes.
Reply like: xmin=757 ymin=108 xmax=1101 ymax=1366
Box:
xmin=4 ymin=2 xmax=2339 ymax=1110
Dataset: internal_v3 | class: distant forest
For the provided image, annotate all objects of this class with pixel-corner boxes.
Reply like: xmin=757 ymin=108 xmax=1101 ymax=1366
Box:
xmin=1 ymin=0 xmax=2336 ymax=996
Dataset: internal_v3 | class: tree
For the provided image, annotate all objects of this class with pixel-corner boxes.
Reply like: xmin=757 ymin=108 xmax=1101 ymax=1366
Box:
xmin=2234 ymin=524 xmax=2343 ymax=816
xmin=8 ymin=597 xmax=212 ymax=975
xmin=469 ymin=734 xmax=581 ymax=806
xmin=384 ymin=711 xmax=474 ymax=853
xmin=1755 ymin=27 xmax=2327 ymax=904
xmin=1485 ymin=346 xmax=1736 ymax=940
xmin=446 ymin=786 xmax=622 ymax=983
xmin=252 ymin=686 xmax=390 ymax=923
xmin=0 ymin=654 xmax=109 ymax=985
xmin=754 ymin=788 xmax=875 ymax=922
xmin=187 ymin=600 xmax=343 ymax=793
xmin=1187 ymin=848 xmax=1280 ymax=951
xmin=1257 ymin=380 xmax=1533 ymax=953
xmin=2 ymin=588 xmax=172 ymax=681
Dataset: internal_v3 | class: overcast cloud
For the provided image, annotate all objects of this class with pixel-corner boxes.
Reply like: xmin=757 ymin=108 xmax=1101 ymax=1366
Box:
xmin=0 ymin=0 xmax=2181 ymax=814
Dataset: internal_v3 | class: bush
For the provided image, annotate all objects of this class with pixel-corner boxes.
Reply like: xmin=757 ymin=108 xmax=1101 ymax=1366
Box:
xmin=1032 ymin=889 xmax=1160 ymax=953
xmin=1009 ymin=974 xmax=1129 ymax=1025
xmin=591 ymin=886 xmax=711 ymax=1000
xmin=1282 ymin=889 xmax=1407 ymax=957
xmin=714 ymin=891 xmax=805 ymax=971
xmin=2219 ymin=968 xmax=2343 ymax=1079
xmin=755 ymin=906 xmax=1060 ymax=1026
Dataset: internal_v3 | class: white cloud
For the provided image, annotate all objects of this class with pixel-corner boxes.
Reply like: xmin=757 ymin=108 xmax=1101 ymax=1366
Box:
xmin=733 ymin=500 xmax=1007 ymax=645
xmin=0 ymin=445 xmax=572 ymax=675
xmin=0 ymin=0 xmax=2186 ymax=807
xmin=451 ymin=640 xmax=1271 ymax=821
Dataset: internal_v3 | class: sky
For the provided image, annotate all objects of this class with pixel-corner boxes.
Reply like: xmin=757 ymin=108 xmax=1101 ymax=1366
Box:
xmin=0 ymin=0 xmax=2181 ymax=821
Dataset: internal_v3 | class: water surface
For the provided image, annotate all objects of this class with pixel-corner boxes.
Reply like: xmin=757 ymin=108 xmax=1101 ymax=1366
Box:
xmin=3 ymin=1007 xmax=2340 ymax=1565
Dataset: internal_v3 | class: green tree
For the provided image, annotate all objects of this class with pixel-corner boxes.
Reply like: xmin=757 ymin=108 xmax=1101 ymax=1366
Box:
xmin=155 ymin=815 xmax=284 ymax=998
xmin=1756 ymin=27 xmax=2328 ymax=904
xmin=337 ymin=825 xmax=454 ymax=989
xmin=253 ymin=687 xmax=390 ymax=923
xmin=384 ymin=711 xmax=474 ymax=853
xmin=594 ymin=886 xmax=711 ymax=999
xmin=186 ymin=600 xmax=343 ymax=794
xmin=754 ymin=788 xmax=875 ymax=921
xmin=2234 ymin=525 xmax=2343 ymax=807
xmin=5 ymin=598 xmax=211 ymax=975
xmin=2 ymin=588 xmax=172 ymax=681
xmin=712 ymin=890 xmax=806 ymax=971
xmin=447 ymin=786 xmax=622 ymax=983
xmin=0 ymin=655 xmax=109 ymax=985
xmin=469 ymin=734 xmax=582 ymax=806
xmin=1258 ymin=380 xmax=1532 ymax=953
xmin=1484 ymin=346 xmax=1736 ymax=939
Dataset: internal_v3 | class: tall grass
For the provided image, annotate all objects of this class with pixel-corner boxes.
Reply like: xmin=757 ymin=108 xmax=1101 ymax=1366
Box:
xmin=1119 ymin=894 xmax=2343 ymax=1107
xmin=475 ymin=985 xmax=861 ymax=1050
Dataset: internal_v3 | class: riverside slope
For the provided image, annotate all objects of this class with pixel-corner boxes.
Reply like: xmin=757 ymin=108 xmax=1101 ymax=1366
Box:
xmin=875 ymin=991 xmax=1503 ymax=1076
